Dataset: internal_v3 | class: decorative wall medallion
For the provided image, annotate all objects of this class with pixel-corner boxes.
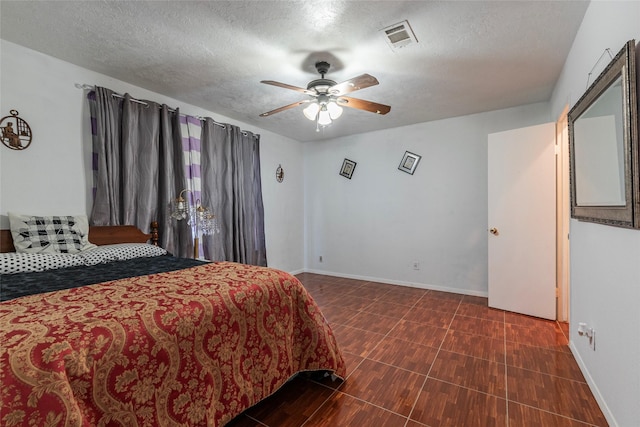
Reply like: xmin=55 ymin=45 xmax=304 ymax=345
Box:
xmin=276 ymin=164 xmax=284 ymax=183
xmin=1 ymin=110 xmax=32 ymax=150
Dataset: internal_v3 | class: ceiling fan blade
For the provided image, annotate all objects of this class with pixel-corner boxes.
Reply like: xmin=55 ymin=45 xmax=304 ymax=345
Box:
xmin=337 ymin=96 xmax=391 ymax=115
xmin=329 ymin=74 xmax=379 ymax=95
xmin=259 ymin=100 xmax=310 ymax=117
xmin=261 ymin=80 xmax=315 ymax=95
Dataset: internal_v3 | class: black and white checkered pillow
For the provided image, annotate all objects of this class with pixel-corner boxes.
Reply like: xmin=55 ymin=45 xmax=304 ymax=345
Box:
xmin=0 ymin=252 xmax=85 ymax=274
xmin=77 ymin=244 xmax=167 ymax=266
xmin=9 ymin=212 xmax=96 ymax=254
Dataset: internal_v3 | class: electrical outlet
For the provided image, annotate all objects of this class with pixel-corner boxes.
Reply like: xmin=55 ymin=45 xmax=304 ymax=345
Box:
xmin=319 ymin=255 xmax=323 ymax=263
xmin=579 ymin=323 xmax=596 ymax=350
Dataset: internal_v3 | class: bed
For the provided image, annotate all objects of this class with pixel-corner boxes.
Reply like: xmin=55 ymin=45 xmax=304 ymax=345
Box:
xmin=0 ymin=222 xmax=345 ymax=426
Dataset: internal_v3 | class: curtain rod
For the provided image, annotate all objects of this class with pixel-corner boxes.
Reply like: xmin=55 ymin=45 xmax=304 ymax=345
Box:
xmin=75 ymin=83 xmax=233 ymax=130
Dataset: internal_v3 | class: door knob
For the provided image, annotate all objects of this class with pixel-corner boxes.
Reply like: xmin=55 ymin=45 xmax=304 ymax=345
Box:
xmin=489 ymin=227 xmax=499 ymax=235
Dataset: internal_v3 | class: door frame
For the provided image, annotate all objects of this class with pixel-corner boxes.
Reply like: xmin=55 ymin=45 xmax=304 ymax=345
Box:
xmin=556 ymin=106 xmax=571 ymax=322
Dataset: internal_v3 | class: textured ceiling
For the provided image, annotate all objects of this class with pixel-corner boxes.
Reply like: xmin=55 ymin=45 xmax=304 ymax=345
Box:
xmin=1 ymin=1 xmax=589 ymax=142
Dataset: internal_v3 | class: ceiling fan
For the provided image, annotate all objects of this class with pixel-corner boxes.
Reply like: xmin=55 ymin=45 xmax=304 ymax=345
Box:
xmin=259 ymin=61 xmax=391 ymax=129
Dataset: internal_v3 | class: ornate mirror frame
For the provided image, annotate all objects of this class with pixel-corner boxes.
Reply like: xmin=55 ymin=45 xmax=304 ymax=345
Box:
xmin=568 ymin=39 xmax=639 ymax=228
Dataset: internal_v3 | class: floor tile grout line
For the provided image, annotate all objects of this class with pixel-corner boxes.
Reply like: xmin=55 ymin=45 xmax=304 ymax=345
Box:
xmin=300 ymin=387 xmax=342 ymax=427
xmin=434 ymin=345 xmax=504 ymax=365
xmin=351 ymin=354 xmax=431 ymax=376
xmin=306 ymin=280 xmax=429 ymax=426
xmin=506 ymin=364 xmax=589 ymax=384
xmin=340 ymin=342 xmax=585 ymax=388
xmin=504 ymin=310 xmax=510 ymax=427
xmin=509 ymin=401 xmax=605 ymax=427
xmin=444 ymin=314 xmax=572 ymax=354
xmin=328 ymin=307 xmax=365 ymax=326
xmin=331 ymin=299 xmax=570 ymax=355
xmin=338 ymin=350 xmax=583 ymax=412
xmin=304 ymin=380 xmax=413 ymax=426
xmin=312 ymin=371 xmax=599 ymax=427
xmin=337 ymin=286 xmax=434 ymax=427
xmin=502 ymin=337 xmax=572 ymax=352
xmin=241 ymin=414 xmax=269 ymax=426
xmin=403 ymin=359 xmax=430 ymax=426
xmin=403 ymin=296 xmax=463 ymax=426
xmin=299 ymin=380 xmax=345 ymax=427
xmin=333 ymin=305 xmax=580 ymax=382
xmin=299 ymin=278 xmax=388 ymax=427
xmin=331 ymin=389 xmax=412 ymax=423
xmin=348 ymin=286 xmax=433 ymax=362
xmin=413 ymin=376 xmax=516 ymax=405
xmin=301 ymin=360 xmax=364 ymax=426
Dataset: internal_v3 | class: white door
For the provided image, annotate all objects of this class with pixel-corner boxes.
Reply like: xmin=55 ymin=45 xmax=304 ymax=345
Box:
xmin=488 ymin=123 xmax=556 ymax=320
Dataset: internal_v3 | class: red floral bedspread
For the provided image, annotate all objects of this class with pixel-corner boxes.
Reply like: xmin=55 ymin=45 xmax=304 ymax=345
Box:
xmin=0 ymin=262 xmax=345 ymax=426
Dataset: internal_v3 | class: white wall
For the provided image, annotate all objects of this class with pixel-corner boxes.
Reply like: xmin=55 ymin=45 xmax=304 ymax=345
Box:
xmin=0 ymin=40 xmax=305 ymax=273
xmin=549 ymin=2 xmax=640 ymax=426
xmin=304 ymin=103 xmax=549 ymax=295
xmin=260 ymin=133 xmax=305 ymax=273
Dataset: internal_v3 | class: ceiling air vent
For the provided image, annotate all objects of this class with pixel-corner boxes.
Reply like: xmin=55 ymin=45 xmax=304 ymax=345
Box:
xmin=381 ymin=20 xmax=418 ymax=50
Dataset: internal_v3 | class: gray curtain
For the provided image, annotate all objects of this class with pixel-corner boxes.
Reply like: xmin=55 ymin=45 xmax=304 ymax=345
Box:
xmin=200 ymin=118 xmax=267 ymax=266
xmin=89 ymin=87 xmax=192 ymax=257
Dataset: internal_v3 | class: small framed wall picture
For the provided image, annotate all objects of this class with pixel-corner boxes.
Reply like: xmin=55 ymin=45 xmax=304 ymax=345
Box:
xmin=398 ymin=151 xmax=421 ymax=175
xmin=339 ymin=158 xmax=357 ymax=179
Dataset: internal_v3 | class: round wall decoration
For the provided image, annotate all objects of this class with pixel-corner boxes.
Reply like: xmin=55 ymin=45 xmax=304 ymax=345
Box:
xmin=1 ymin=110 xmax=32 ymax=150
xmin=276 ymin=164 xmax=284 ymax=183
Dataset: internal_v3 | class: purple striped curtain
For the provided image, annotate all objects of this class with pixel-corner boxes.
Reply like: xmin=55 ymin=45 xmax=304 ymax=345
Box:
xmin=179 ymin=115 xmax=204 ymax=256
xmin=179 ymin=115 xmax=202 ymax=207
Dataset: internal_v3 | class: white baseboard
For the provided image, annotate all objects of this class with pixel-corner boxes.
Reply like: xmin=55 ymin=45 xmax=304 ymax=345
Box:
xmin=300 ymin=268 xmax=488 ymax=298
xmin=569 ymin=341 xmax=617 ymax=427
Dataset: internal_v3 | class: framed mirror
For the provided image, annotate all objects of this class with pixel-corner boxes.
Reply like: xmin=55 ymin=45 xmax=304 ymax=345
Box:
xmin=569 ymin=39 xmax=638 ymax=228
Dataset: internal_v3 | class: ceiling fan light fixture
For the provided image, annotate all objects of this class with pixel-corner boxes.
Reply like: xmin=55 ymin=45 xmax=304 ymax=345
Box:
xmin=317 ymin=106 xmax=332 ymax=126
xmin=303 ymin=102 xmax=320 ymax=120
xmin=327 ymin=101 xmax=343 ymax=120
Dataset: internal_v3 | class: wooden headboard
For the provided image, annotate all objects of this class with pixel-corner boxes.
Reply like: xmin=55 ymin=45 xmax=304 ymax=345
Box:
xmin=0 ymin=222 xmax=159 ymax=253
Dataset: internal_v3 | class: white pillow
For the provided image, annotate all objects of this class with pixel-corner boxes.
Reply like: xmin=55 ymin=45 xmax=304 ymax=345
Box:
xmin=77 ymin=243 xmax=167 ymax=266
xmin=9 ymin=212 xmax=97 ymax=254
xmin=0 ymin=252 xmax=85 ymax=274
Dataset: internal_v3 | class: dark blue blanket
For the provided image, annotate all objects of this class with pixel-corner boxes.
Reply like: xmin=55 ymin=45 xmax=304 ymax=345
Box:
xmin=0 ymin=256 xmax=207 ymax=302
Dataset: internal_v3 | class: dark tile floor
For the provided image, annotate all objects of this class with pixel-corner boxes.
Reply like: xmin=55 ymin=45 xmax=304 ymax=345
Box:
xmin=228 ymin=273 xmax=608 ymax=427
